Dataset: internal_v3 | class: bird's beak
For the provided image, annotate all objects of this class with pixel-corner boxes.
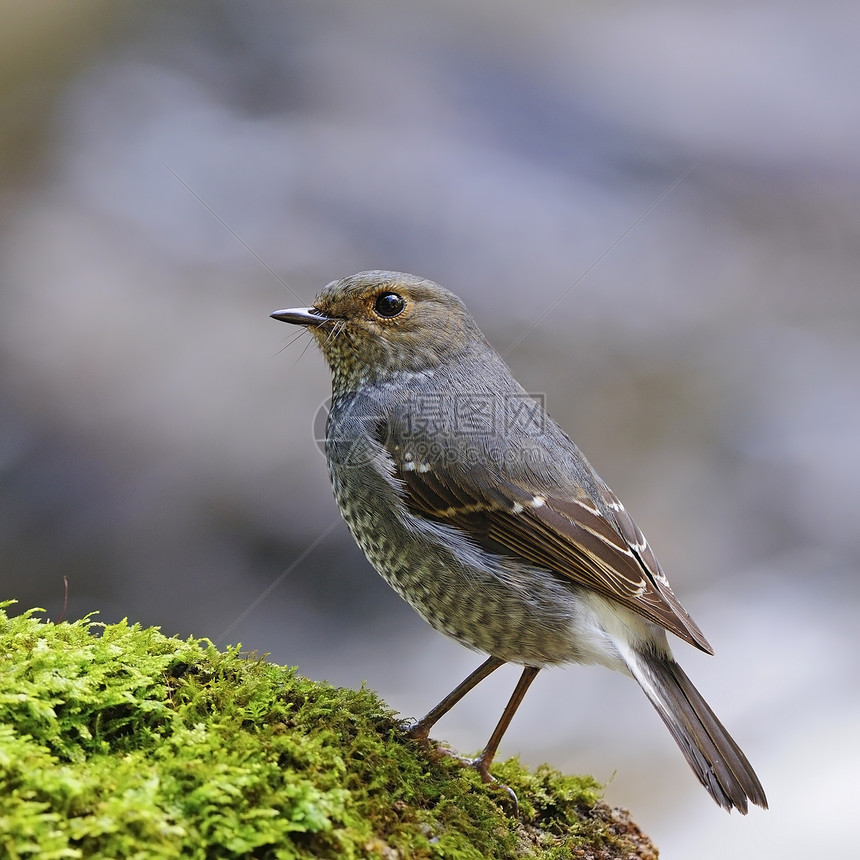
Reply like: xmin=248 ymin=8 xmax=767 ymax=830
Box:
xmin=270 ymin=307 xmax=331 ymax=326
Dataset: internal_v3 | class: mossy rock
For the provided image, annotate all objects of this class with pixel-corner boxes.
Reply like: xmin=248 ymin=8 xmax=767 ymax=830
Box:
xmin=0 ymin=601 xmax=657 ymax=859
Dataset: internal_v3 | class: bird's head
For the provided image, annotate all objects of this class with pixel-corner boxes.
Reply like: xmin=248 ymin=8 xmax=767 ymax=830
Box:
xmin=272 ymin=271 xmax=485 ymax=390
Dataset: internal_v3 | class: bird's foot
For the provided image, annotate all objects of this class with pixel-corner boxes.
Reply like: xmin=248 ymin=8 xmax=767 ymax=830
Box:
xmin=404 ymin=719 xmax=432 ymax=745
xmin=470 ymin=753 xmax=519 ymax=815
xmin=404 ymin=724 xmax=519 ymax=815
xmin=405 ymin=723 xmax=472 ymax=765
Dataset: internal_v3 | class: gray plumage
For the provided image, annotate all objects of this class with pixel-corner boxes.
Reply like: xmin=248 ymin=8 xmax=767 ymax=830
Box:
xmin=272 ymin=270 xmax=767 ymax=813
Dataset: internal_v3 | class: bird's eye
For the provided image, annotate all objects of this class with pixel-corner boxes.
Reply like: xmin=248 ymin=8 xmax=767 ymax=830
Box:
xmin=373 ymin=292 xmax=406 ymax=318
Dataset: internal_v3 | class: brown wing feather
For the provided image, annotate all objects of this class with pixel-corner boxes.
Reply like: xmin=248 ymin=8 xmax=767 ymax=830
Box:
xmin=391 ymin=456 xmax=712 ymax=653
xmin=595 ymin=482 xmax=712 ymax=652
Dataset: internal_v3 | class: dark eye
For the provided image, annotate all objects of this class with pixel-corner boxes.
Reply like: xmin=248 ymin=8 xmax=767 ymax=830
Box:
xmin=373 ymin=292 xmax=405 ymax=318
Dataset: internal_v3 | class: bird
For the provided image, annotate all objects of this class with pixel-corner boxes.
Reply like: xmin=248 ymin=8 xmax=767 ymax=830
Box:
xmin=271 ymin=270 xmax=767 ymax=814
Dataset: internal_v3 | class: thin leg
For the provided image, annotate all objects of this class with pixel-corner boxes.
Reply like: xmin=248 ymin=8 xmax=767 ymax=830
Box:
xmin=408 ymin=655 xmax=505 ymax=742
xmin=473 ymin=666 xmax=540 ymax=782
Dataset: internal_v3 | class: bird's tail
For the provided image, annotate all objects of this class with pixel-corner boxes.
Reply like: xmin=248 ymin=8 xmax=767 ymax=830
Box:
xmin=625 ymin=648 xmax=768 ymax=813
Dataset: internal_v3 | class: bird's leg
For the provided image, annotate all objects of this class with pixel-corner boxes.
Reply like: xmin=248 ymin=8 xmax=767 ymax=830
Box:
xmin=408 ymin=659 xmax=539 ymax=815
xmin=407 ymin=655 xmax=505 ymax=743
xmin=472 ymin=666 xmax=540 ymax=783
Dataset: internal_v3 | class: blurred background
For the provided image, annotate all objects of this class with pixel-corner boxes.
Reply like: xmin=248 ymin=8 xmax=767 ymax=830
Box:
xmin=2 ymin=0 xmax=858 ymax=856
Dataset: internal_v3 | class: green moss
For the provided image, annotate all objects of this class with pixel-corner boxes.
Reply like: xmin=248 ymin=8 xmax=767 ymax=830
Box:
xmin=0 ymin=601 xmax=656 ymax=859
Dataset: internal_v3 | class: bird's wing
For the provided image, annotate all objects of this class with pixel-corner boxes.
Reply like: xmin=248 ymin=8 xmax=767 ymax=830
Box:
xmin=389 ymin=447 xmax=712 ymax=653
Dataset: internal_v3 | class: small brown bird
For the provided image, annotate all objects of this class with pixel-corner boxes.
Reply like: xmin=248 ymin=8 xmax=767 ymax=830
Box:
xmin=272 ymin=270 xmax=767 ymax=813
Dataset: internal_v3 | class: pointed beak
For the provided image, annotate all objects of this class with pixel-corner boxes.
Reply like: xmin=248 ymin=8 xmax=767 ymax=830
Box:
xmin=270 ymin=307 xmax=331 ymax=326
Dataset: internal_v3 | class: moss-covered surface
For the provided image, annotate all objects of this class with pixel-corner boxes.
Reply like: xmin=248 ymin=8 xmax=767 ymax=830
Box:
xmin=0 ymin=601 xmax=657 ymax=859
